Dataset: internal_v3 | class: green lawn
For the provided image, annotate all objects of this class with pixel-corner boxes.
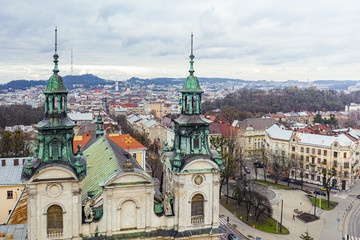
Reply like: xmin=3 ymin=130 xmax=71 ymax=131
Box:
xmin=254 ymin=180 xmax=293 ymax=189
xmin=308 ymin=196 xmax=338 ymax=210
xmin=220 ymin=197 xmax=289 ymax=234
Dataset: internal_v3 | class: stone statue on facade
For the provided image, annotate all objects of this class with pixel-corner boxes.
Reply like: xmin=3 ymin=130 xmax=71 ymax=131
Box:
xmin=83 ymin=196 xmax=95 ymax=222
xmin=162 ymin=192 xmax=173 ymax=216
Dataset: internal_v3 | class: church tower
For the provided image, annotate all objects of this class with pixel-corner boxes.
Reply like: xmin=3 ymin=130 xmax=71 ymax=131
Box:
xmin=161 ymin=34 xmax=223 ymax=236
xmin=22 ymin=28 xmax=86 ymax=240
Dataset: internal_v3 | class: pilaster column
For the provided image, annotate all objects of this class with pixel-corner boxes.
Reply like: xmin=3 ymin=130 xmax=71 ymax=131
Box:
xmin=49 ymin=96 xmax=53 ymax=114
xmin=57 ymin=96 xmax=61 ymax=114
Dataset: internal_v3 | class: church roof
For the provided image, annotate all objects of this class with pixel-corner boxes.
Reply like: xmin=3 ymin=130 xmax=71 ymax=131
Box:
xmin=0 ymin=224 xmax=27 ymax=240
xmin=180 ymin=75 xmax=203 ymax=93
xmin=180 ymin=34 xmax=203 ymax=94
xmin=174 ymin=114 xmax=212 ymax=125
xmin=81 ymin=136 xmax=142 ymax=200
xmin=43 ymin=31 xmax=68 ymax=95
xmin=35 ymin=116 xmax=75 ymax=130
xmin=6 ymin=188 xmax=27 ymax=225
xmin=43 ymin=74 xmax=68 ymax=94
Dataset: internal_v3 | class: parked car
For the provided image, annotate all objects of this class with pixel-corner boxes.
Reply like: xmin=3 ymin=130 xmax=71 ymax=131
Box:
xmin=313 ymin=190 xmax=326 ymax=196
xmin=290 ymin=179 xmax=302 ymax=185
xmin=242 ymin=162 xmax=250 ymax=174
xmin=228 ymin=233 xmax=239 ymax=240
xmin=253 ymin=160 xmax=264 ymax=168
xmin=281 ymin=177 xmax=290 ymax=182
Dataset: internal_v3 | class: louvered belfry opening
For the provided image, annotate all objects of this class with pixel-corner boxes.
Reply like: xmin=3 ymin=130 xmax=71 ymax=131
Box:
xmin=47 ymin=205 xmax=63 ymax=237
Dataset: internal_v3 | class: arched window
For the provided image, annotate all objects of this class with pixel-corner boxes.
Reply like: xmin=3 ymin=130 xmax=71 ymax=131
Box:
xmin=192 ymin=96 xmax=197 ymax=111
xmin=47 ymin=205 xmax=63 ymax=237
xmin=191 ymin=194 xmax=204 ymax=222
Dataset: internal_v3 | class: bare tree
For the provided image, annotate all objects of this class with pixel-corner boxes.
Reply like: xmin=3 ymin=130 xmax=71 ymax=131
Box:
xmin=321 ymin=166 xmax=338 ymax=208
xmin=234 ymin=181 xmax=272 ymax=222
xmin=210 ymin=127 xmax=244 ymax=204
xmin=267 ymin=152 xmax=287 ymax=184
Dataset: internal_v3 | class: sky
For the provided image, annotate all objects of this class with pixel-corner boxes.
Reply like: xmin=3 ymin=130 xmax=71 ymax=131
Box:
xmin=1 ymin=0 xmax=360 ymax=83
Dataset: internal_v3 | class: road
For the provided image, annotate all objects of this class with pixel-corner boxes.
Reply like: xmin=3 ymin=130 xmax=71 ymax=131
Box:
xmin=219 ymin=217 xmax=248 ymax=240
xmin=344 ymin=181 xmax=360 ymax=239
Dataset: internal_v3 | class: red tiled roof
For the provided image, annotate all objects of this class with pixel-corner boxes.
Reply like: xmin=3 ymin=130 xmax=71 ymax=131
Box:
xmin=73 ymin=135 xmax=93 ymax=152
xmin=119 ymin=103 xmax=137 ymax=108
xmin=204 ymin=115 xmax=216 ymax=121
xmin=106 ymin=134 xmax=146 ymax=150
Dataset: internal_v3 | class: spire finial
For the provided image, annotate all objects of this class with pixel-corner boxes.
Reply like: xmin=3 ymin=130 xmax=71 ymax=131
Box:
xmin=55 ymin=26 xmax=58 ymax=55
xmin=190 ymin=32 xmax=194 ymax=57
xmin=53 ymin=27 xmax=59 ymax=75
xmin=189 ymin=33 xmax=195 ymax=76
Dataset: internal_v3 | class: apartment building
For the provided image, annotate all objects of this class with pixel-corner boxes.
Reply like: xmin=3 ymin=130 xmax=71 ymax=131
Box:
xmin=265 ymin=124 xmax=360 ymax=190
xmin=0 ymin=158 xmax=26 ymax=224
xmin=233 ymin=118 xmax=277 ymax=158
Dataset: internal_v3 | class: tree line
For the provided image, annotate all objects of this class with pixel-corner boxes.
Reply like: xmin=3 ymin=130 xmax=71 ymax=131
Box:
xmin=202 ymin=87 xmax=360 ymax=120
xmin=0 ymin=130 xmax=29 ymax=157
xmin=0 ymin=105 xmax=44 ymax=129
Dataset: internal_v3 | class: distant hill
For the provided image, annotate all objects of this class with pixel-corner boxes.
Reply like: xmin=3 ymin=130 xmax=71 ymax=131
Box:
xmin=63 ymin=74 xmax=111 ymax=89
xmin=1 ymin=74 xmax=360 ymax=91
xmin=311 ymin=80 xmax=360 ymax=90
xmin=0 ymin=80 xmax=47 ymax=90
xmin=125 ymin=77 xmax=246 ymax=86
xmin=0 ymin=74 xmax=112 ymax=90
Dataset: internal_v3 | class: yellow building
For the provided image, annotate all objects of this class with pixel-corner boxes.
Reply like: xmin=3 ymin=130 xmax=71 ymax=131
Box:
xmin=144 ymin=101 xmax=171 ymax=119
xmin=234 ymin=118 xmax=277 ymax=158
xmin=265 ymin=125 xmax=360 ymax=190
xmin=0 ymin=158 xmax=26 ymax=224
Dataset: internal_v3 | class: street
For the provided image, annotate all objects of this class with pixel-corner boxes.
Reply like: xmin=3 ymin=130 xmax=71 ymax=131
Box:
xmin=219 ymin=217 xmax=248 ymax=240
xmin=344 ymin=181 xmax=360 ymax=239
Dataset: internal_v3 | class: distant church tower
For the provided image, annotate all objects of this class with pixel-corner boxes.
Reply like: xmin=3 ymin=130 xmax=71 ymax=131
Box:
xmin=22 ymin=28 xmax=86 ymax=240
xmin=161 ymin=34 xmax=224 ymax=235
xmin=115 ymin=81 xmax=119 ymax=91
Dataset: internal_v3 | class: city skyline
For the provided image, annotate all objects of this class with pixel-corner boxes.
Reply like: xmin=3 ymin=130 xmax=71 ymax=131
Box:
xmin=1 ymin=0 xmax=360 ymax=83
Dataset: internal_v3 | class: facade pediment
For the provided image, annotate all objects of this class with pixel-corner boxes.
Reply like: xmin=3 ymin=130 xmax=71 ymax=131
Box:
xmin=182 ymin=159 xmax=219 ymax=172
xmin=105 ymin=171 xmax=153 ymax=186
xmin=29 ymin=166 xmax=77 ymax=182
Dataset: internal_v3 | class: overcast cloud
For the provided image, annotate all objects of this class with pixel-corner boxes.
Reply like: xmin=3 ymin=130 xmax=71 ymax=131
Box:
xmin=1 ymin=0 xmax=360 ymax=83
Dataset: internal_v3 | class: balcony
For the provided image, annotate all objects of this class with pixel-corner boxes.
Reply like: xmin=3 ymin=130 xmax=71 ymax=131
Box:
xmin=47 ymin=229 xmax=63 ymax=238
xmin=191 ymin=216 xmax=204 ymax=224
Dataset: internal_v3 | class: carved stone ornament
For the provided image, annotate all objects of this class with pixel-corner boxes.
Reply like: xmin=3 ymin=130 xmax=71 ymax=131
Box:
xmin=72 ymin=188 xmax=82 ymax=196
xmin=26 ymin=187 xmax=36 ymax=199
xmin=193 ymin=174 xmax=204 ymax=186
xmin=46 ymin=183 xmax=63 ymax=198
xmin=162 ymin=192 xmax=173 ymax=216
xmin=83 ymin=197 xmax=95 ymax=222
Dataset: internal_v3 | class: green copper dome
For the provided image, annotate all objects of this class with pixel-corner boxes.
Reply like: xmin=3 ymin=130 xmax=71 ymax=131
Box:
xmin=44 ymin=53 xmax=68 ymax=94
xmin=181 ymin=75 xmax=202 ymax=93
xmin=180 ymin=52 xmax=203 ymax=93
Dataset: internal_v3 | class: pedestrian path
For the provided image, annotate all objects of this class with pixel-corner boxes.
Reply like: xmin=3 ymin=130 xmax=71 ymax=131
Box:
xmin=343 ymin=235 xmax=360 ymax=240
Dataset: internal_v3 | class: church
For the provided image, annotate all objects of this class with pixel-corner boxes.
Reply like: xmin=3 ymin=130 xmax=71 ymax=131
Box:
xmin=18 ymin=32 xmax=224 ymax=239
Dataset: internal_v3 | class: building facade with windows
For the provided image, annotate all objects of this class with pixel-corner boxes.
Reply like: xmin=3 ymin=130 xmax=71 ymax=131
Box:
xmin=15 ymin=34 xmax=223 ymax=240
xmin=265 ymin=124 xmax=360 ymax=190
xmin=234 ymin=118 xmax=277 ymax=158
xmin=0 ymin=158 xmax=26 ymax=224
